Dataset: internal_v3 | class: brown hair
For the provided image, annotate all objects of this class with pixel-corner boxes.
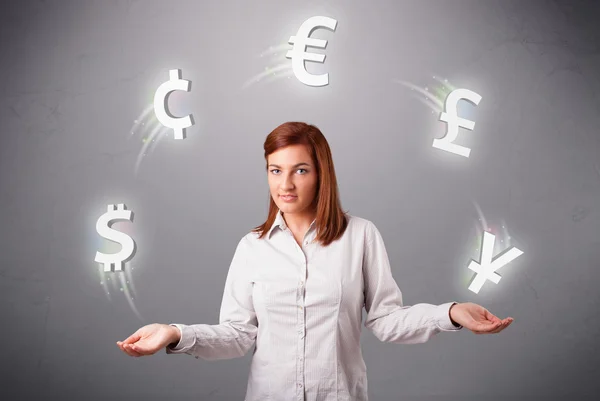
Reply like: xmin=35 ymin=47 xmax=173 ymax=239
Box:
xmin=251 ymin=122 xmax=349 ymax=246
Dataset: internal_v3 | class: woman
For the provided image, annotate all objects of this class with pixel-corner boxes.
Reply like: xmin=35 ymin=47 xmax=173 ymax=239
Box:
xmin=117 ymin=122 xmax=513 ymax=400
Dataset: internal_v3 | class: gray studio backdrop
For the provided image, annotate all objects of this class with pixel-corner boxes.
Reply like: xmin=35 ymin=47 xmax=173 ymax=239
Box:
xmin=1 ymin=0 xmax=599 ymax=400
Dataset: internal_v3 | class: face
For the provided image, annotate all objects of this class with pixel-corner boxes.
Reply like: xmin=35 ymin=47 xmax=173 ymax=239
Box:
xmin=267 ymin=144 xmax=318 ymax=216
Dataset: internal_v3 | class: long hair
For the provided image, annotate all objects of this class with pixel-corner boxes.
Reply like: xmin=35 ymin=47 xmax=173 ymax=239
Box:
xmin=251 ymin=122 xmax=349 ymax=246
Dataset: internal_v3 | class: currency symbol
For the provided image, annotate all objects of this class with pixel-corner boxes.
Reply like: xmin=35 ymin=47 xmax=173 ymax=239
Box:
xmin=95 ymin=204 xmax=136 ymax=272
xmin=467 ymin=231 xmax=523 ymax=294
xmin=433 ymin=88 xmax=482 ymax=157
xmin=154 ymin=69 xmax=194 ymax=139
xmin=286 ymin=16 xmax=338 ymax=87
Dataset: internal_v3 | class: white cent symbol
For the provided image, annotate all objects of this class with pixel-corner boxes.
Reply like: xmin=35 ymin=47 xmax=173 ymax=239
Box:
xmin=153 ymin=69 xmax=194 ymax=140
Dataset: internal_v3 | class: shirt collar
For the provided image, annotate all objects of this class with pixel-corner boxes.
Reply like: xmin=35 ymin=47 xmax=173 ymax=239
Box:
xmin=267 ymin=208 xmax=318 ymax=240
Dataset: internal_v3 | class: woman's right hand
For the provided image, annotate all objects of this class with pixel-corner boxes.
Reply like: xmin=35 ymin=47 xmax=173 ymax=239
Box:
xmin=116 ymin=323 xmax=180 ymax=357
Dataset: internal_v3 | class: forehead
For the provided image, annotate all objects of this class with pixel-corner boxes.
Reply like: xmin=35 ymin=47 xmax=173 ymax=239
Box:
xmin=268 ymin=144 xmax=311 ymax=163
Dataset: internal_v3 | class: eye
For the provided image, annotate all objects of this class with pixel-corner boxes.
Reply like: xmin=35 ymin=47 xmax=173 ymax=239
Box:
xmin=269 ymin=169 xmax=309 ymax=174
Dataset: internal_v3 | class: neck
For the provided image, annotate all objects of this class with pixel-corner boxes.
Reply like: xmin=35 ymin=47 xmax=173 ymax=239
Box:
xmin=282 ymin=208 xmax=317 ymax=233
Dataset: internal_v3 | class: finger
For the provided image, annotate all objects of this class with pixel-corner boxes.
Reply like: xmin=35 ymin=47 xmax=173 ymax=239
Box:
xmin=124 ymin=343 xmax=144 ymax=357
xmin=483 ymin=319 xmax=514 ymax=334
xmin=119 ymin=342 xmax=136 ymax=357
xmin=472 ymin=320 xmax=502 ymax=334
xmin=130 ymin=342 xmax=155 ymax=356
xmin=117 ymin=341 xmax=142 ymax=357
xmin=117 ymin=342 xmax=129 ymax=354
xmin=485 ymin=313 xmax=502 ymax=325
xmin=482 ymin=308 xmax=495 ymax=319
xmin=495 ymin=319 xmax=514 ymax=333
xmin=487 ymin=322 xmax=508 ymax=334
xmin=484 ymin=309 xmax=507 ymax=325
xmin=122 ymin=333 xmax=142 ymax=345
xmin=481 ymin=320 xmax=503 ymax=331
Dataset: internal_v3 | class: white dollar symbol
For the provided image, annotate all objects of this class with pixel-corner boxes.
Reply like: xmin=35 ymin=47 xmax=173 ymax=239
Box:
xmin=286 ymin=16 xmax=338 ymax=87
xmin=95 ymin=204 xmax=136 ymax=272
xmin=154 ymin=69 xmax=194 ymax=139
xmin=433 ymin=88 xmax=482 ymax=158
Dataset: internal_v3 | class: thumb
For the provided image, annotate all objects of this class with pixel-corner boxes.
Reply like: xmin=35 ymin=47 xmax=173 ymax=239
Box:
xmin=127 ymin=338 xmax=157 ymax=355
xmin=121 ymin=333 xmax=142 ymax=345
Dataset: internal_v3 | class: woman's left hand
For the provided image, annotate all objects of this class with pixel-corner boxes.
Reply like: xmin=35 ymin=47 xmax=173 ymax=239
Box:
xmin=449 ymin=302 xmax=513 ymax=334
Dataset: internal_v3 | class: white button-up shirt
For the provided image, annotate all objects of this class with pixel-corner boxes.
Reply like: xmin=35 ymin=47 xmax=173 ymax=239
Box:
xmin=166 ymin=209 xmax=462 ymax=400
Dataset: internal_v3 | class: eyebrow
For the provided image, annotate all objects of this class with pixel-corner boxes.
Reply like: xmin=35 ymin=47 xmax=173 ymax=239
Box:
xmin=268 ymin=163 xmax=311 ymax=168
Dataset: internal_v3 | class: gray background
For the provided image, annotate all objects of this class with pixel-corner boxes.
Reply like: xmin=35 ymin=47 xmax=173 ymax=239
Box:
xmin=1 ymin=0 xmax=599 ymax=400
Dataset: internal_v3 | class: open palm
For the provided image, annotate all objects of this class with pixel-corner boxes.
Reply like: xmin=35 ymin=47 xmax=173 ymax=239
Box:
xmin=116 ymin=323 xmax=177 ymax=357
xmin=451 ymin=302 xmax=514 ymax=334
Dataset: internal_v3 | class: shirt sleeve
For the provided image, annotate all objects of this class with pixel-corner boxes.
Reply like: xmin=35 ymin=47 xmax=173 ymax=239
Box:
xmin=362 ymin=222 xmax=462 ymax=344
xmin=165 ymin=235 xmax=259 ymax=360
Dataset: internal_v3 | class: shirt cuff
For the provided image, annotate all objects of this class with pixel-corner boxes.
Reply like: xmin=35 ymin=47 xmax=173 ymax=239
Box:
xmin=434 ymin=302 xmax=463 ymax=331
xmin=165 ymin=324 xmax=196 ymax=354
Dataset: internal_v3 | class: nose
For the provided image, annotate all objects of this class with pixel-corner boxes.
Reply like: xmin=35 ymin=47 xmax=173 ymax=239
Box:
xmin=281 ymin=173 xmax=295 ymax=190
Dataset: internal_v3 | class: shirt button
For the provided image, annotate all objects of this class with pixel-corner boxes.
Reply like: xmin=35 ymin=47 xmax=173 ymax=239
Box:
xmin=298 ymin=383 xmax=303 ymax=388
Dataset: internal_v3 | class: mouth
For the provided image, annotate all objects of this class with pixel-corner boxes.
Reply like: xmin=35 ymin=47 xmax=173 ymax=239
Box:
xmin=280 ymin=195 xmax=297 ymax=200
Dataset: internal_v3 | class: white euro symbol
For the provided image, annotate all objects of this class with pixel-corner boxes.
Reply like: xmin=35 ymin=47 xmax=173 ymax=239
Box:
xmin=286 ymin=16 xmax=338 ymax=87
xmin=433 ymin=88 xmax=482 ymax=157
xmin=153 ymin=69 xmax=194 ymax=140
xmin=467 ymin=231 xmax=523 ymax=294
